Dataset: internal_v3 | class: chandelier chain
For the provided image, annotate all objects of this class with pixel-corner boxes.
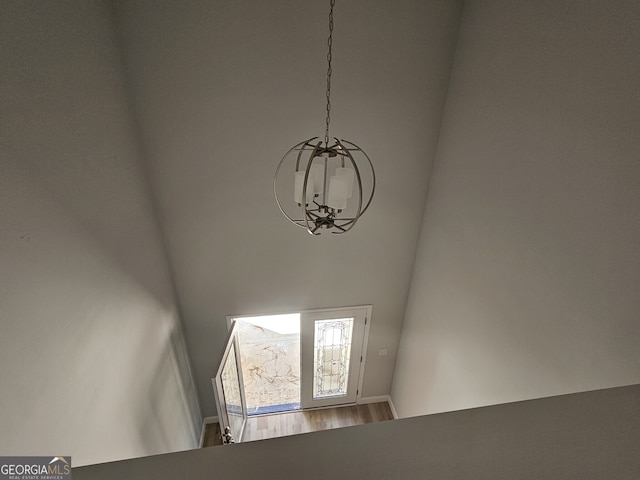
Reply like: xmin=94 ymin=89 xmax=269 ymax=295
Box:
xmin=324 ymin=0 xmax=335 ymax=147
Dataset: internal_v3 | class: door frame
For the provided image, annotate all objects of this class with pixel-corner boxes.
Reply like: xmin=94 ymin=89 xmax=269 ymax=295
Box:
xmin=226 ymin=305 xmax=372 ymax=408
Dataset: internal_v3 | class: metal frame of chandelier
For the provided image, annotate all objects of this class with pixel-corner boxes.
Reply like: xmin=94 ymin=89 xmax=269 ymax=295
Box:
xmin=273 ymin=0 xmax=375 ymax=235
xmin=274 ymin=137 xmax=375 ymax=235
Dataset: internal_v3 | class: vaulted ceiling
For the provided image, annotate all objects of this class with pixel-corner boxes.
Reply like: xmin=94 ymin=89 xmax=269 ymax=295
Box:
xmin=112 ymin=0 xmax=464 ymax=415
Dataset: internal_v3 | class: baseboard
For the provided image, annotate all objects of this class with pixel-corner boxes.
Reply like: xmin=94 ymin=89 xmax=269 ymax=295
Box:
xmin=203 ymin=415 xmax=219 ymax=424
xmin=199 ymin=416 xmax=219 ymax=448
xmin=387 ymin=396 xmax=399 ymax=419
xmin=358 ymin=395 xmax=390 ymax=405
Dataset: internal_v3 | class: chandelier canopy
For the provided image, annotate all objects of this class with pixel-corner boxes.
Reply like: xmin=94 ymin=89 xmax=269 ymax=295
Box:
xmin=274 ymin=0 xmax=375 ymax=235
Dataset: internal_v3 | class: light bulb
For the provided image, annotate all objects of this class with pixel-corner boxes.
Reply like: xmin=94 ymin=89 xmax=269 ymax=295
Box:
xmin=327 ymin=175 xmax=349 ymax=210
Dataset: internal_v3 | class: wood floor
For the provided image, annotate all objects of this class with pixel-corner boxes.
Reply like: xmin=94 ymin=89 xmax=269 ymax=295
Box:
xmin=202 ymin=402 xmax=393 ymax=446
xmin=202 ymin=421 xmax=223 ymax=447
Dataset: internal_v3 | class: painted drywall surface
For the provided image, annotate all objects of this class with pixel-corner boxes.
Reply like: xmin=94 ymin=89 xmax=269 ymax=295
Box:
xmin=0 ymin=1 xmax=200 ymax=465
xmin=112 ymin=0 xmax=464 ymax=415
xmin=74 ymin=384 xmax=640 ymax=479
xmin=392 ymin=0 xmax=640 ymax=417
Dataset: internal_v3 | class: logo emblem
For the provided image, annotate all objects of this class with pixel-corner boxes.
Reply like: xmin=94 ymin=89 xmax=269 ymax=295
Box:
xmin=0 ymin=456 xmax=72 ymax=479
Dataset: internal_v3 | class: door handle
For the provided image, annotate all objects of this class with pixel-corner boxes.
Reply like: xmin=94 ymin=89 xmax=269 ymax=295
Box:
xmin=222 ymin=426 xmax=235 ymax=444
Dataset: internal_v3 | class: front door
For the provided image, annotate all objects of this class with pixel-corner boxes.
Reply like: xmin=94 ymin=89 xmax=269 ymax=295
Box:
xmin=300 ymin=306 xmax=369 ymax=409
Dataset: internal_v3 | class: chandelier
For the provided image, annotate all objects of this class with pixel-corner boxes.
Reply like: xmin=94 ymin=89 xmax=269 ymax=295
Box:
xmin=274 ymin=0 xmax=375 ymax=235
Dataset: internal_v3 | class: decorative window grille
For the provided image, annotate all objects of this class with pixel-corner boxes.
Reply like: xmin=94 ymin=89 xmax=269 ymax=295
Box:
xmin=313 ymin=318 xmax=354 ymax=399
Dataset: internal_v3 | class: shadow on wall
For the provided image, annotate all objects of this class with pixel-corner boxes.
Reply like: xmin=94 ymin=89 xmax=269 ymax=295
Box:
xmin=0 ymin=168 xmax=202 ymax=466
xmin=2 ymin=0 xmax=174 ymax=311
xmin=0 ymin=0 xmax=202 ymax=465
xmin=135 ymin=327 xmax=202 ymax=456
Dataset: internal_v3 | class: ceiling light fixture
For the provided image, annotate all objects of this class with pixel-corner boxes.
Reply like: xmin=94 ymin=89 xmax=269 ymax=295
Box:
xmin=274 ymin=0 xmax=375 ymax=235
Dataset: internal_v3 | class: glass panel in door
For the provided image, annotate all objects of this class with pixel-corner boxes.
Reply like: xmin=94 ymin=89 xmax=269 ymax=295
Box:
xmin=212 ymin=321 xmax=247 ymax=443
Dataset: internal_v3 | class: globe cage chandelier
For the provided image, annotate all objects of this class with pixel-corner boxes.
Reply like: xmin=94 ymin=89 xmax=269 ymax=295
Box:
xmin=274 ymin=0 xmax=375 ymax=236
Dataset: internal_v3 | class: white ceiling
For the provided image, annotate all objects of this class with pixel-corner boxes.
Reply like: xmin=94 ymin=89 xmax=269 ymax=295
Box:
xmin=112 ymin=0 xmax=464 ymax=415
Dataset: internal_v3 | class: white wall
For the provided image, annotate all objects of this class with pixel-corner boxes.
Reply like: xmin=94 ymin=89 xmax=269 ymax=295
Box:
xmin=112 ymin=0 xmax=463 ymax=416
xmin=392 ymin=0 xmax=640 ymax=417
xmin=0 ymin=1 xmax=200 ymax=465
